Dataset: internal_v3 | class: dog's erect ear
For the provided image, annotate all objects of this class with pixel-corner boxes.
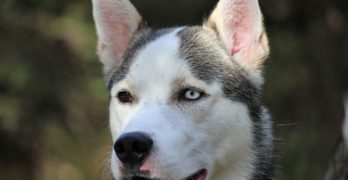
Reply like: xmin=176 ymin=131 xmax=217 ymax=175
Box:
xmin=92 ymin=0 xmax=141 ymax=71
xmin=206 ymin=0 xmax=269 ymax=71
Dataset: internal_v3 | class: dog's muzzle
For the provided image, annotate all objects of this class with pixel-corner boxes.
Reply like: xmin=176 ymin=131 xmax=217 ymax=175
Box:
xmin=113 ymin=132 xmax=207 ymax=180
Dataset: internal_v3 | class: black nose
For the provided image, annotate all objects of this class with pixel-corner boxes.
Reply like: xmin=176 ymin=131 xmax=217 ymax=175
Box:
xmin=114 ymin=132 xmax=153 ymax=166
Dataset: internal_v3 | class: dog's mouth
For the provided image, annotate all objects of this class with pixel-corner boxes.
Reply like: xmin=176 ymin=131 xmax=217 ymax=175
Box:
xmin=121 ymin=169 xmax=207 ymax=180
xmin=185 ymin=169 xmax=207 ymax=180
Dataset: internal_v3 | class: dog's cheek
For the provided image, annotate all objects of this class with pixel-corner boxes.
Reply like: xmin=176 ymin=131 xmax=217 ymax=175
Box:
xmin=109 ymin=97 xmax=136 ymax=141
xmin=109 ymin=99 xmax=123 ymax=141
xmin=205 ymin=99 xmax=254 ymax=164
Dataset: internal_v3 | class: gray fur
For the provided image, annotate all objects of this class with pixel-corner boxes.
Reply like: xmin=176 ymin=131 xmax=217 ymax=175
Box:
xmin=177 ymin=27 xmax=275 ymax=179
xmin=176 ymin=27 xmax=260 ymax=116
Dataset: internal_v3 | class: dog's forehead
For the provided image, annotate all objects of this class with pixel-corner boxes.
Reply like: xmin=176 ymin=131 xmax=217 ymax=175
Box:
xmin=110 ymin=26 xmax=237 ymax=88
xmin=127 ymin=28 xmax=186 ymax=86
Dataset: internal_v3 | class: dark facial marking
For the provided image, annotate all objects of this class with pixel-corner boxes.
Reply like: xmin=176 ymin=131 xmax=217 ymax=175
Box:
xmin=177 ymin=27 xmax=261 ymax=113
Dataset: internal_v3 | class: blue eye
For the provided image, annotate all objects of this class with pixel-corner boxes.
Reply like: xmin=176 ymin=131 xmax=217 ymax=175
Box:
xmin=182 ymin=89 xmax=203 ymax=101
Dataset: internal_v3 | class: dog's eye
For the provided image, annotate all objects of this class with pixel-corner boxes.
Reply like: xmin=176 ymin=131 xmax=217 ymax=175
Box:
xmin=181 ymin=89 xmax=203 ymax=101
xmin=117 ymin=91 xmax=133 ymax=103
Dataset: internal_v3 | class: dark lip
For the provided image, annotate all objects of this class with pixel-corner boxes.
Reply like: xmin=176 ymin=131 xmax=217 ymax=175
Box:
xmin=121 ymin=173 xmax=159 ymax=180
xmin=121 ymin=176 xmax=157 ymax=180
xmin=185 ymin=169 xmax=207 ymax=180
xmin=121 ymin=169 xmax=207 ymax=180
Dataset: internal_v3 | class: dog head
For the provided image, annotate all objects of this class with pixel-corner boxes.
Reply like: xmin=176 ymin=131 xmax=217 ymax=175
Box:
xmin=92 ymin=0 xmax=270 ymax=179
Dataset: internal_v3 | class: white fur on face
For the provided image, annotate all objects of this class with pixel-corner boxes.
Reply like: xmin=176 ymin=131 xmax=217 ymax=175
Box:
xmin=108 ymin=29 xmax=255 ymax=179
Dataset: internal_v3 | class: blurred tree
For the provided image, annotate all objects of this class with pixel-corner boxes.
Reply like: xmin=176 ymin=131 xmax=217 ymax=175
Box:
xmin=0 ymin=0 xmax=109 ymax=179
xmin=0 ymin=0 xmax=347 ymax=180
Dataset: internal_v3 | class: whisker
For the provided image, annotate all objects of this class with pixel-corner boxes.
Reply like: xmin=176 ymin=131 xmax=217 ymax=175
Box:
xmin=275 ymin=123 xmax=299 ymax=127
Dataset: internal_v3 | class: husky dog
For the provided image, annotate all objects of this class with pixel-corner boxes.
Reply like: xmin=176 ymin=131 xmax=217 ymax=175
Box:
xmin=92 ymin=0 xmax=275 ymax=179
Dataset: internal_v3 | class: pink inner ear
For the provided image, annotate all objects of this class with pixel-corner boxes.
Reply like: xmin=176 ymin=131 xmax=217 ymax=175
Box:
xmin=99 ymin=3 xmax=132 ymax=58
xmin=231 ymin=29 xmax=255 ymax=61
xmin=94 ymin=0 xmax=141 ymax=61
xmin=231 ymin=29 xmax=245 ymax=56
xmin=215 ymin=0 xmax=268 ymax=70
xmin=225 ymin=2 xmax=257 ymax=56
xmin=109 ymin=23 xmax=132 ymax=59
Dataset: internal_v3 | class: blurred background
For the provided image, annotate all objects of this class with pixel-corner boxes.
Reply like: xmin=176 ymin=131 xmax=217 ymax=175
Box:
xmin=0 ymin=0 xmax=347 ymax=179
